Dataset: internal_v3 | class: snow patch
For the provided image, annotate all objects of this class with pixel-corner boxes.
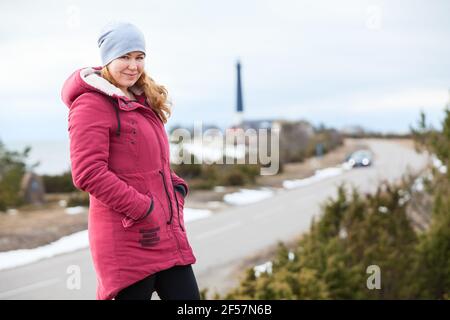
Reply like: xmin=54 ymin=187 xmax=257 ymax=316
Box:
xmin=254 ymin=261 xmax=273 ymax=277
xmin=283 ymin=166 xmax=345 ymax=189
xmin=65 ymin=206 xmax=86 ymax=215
xmin=223 ymin=188 xmax=274 ymax=206
xmin=0 ymin=230 xmax=89 ymax=271
xmin=378 ymin=206 xmax=388 ymax=214
xmin=184 ymin=208 xmax=212 ymax=222
xmin=7 ymin=209 xmax=18 ymax=215
xmin=214 ymin=186 xmax=226 ymax=193
xmin=432 ymin=154 xmax=447 ymax=174
xmin=170 ymin=142 xmax=246 ymax=163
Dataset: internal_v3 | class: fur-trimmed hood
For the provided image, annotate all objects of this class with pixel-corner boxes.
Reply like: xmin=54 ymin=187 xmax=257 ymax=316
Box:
xmin=61 ymin=66 xmax=150 ymax=137
xmin=61 ymin=66 xmax=144 ymax=109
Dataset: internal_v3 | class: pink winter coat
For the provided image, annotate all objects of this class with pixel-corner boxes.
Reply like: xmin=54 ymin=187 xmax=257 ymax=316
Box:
xmin=61 ymin=66 xmax=196 ymax=300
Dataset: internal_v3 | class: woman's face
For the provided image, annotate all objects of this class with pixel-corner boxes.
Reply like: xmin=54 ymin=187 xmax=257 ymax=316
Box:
xmin=107 ymin=51 xmax=145 ymax=90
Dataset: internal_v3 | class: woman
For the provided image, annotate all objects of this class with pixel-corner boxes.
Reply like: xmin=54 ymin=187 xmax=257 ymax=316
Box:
xmin=61 ymin=22 xmax=199 ymax=300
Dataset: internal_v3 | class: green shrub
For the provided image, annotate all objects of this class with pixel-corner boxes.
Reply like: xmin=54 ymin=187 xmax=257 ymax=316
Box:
xmin=42 ymin=171 xmax=76 ymax=193
xmin=221 ymin=108 xmax=450 ymax=300
xmin=0 ymin=141 xmax=29 ymax=212
xmin=67 ymin=192 xmax=90 ymax=207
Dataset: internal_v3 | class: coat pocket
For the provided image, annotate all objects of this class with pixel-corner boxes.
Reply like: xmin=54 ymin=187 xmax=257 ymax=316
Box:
xmin=120 ymin=190 xmax=172 ymax=250
xmin=121 ymin=191 xmax=154 ymax=229
xmin=173 ymin=186 xmax=186 ymax=231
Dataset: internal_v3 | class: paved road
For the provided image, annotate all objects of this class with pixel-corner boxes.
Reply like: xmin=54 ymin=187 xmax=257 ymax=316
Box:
xmin=0 ymin=139 xmax=429 ymax=299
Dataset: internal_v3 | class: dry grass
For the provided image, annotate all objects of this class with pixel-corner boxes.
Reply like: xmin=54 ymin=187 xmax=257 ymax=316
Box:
xmin=0 ymin=199 xmax=87 ymax=251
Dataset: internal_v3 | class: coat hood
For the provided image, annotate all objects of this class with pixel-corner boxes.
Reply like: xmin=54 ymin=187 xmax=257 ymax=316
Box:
xmin=61 ymin=66 xmax=144 ymax=109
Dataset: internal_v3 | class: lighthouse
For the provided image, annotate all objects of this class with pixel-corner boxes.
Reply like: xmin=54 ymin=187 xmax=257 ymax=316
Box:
xmin=233 ymin=60 xmax=244 ymax=127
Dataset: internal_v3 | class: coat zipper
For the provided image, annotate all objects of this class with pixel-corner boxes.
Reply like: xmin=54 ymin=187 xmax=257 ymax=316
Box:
xmin=159 ymin=169 xmax=184 ymax=231
xmin=145 ymin=106 xmax=184 ymax=255
xmin=159 ymin=170 xmax=174 ymax=225
xmin=159 ymin=169 xmax=183 ymax=256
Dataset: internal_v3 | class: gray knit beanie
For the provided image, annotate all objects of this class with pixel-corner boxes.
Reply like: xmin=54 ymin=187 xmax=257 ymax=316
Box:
xmin=97 ymin=21 xmax=146 ymax=67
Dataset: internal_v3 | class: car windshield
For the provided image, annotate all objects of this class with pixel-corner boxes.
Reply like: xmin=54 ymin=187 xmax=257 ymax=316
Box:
xmin=351 ymin=150 xmax=371 ymax=159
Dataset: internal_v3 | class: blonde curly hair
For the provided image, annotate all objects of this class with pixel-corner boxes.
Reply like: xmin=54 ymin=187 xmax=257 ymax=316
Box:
xmin=101 ymin=67 xmax=172 ymax=123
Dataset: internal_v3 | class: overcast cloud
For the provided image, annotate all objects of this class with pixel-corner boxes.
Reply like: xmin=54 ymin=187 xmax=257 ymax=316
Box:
xmin=1 ymin=0 xmax=449 ymax=143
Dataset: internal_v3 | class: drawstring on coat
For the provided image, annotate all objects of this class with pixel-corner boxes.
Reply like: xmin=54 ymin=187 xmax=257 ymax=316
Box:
xmin=107 ymin=96 xmax=122 ymax=137
xmin=114 ymin=104 xmax=121 ymax=136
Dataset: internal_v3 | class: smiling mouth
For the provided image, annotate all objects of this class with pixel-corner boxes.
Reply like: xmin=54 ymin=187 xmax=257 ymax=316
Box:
xmin=123 ymin=73 xmax=138 ymax=77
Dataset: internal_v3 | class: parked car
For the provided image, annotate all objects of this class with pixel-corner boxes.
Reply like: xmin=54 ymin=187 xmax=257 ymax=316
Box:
xmin=345 ymin=149 xmax=373 ymax=168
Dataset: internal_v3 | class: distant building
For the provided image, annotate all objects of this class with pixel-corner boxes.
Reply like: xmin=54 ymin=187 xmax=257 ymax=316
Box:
xmin=237 ymin=118 xmax=312 ymax=134
xmin=340 ymin=125 xmax=366 ymax=136
xmin=240 ymin=119 xmax=275 ymax=131
xmin=169 ymin=123 xmax=222 ymax=137
xmin=20 ymin=172 xmax=45 ymax=205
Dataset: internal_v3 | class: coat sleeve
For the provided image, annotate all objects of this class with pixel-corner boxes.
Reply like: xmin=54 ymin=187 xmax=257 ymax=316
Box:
xmin=68 ymin=93 xmax=152 ymax=221
xmin=170 ymin=169 xmax=189 ymax=197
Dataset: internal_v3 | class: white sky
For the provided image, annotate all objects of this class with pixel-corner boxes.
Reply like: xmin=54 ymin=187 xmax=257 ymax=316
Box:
xmin=1 ymin=0 xmax=449 ymax=142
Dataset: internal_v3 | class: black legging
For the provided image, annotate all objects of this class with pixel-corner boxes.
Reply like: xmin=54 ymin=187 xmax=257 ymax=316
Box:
xmin=115 ymin=265 xmax=200 ymax=300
